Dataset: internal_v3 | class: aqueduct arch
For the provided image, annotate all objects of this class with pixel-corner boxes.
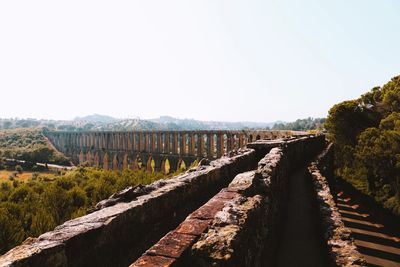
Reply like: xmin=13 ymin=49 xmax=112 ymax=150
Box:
xmin=46 ymin=130 xmax=296 ymax=172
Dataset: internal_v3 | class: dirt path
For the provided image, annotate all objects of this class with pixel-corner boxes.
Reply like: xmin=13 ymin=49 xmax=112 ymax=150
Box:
xmin=337 ymin=191 xmax=400 ymax=267
xmin=275 ymin=168 xmax=328 ymax=267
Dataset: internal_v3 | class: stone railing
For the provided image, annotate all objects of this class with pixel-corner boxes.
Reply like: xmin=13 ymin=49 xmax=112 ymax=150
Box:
xmin=0 ymin=149 xmax=257 ymax=267
xmin=131 ymin=136 xmax=326 ymax=266
xmin=308 ymin=144 xmax=366 ymax=266
xmin=1 ymin=135 xmax=343 ymax=267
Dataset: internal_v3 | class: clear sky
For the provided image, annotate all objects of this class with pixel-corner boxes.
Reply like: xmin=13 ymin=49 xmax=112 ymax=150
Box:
xmin=0 ymin=0 xmax=399 ymax=122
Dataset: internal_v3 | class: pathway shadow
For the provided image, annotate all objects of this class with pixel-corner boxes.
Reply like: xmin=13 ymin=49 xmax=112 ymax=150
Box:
xmin=337 ymin=193 xmax=400 ymax=267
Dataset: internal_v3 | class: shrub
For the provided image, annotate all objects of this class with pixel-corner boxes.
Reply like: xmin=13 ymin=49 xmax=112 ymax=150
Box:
xmin=15 ymin=165 xmax=23 ymax=174
xmin=0 ymin=166 xmax=179 ymax=253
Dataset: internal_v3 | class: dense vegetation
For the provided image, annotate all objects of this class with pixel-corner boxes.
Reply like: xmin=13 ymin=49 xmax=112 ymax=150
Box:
xmin=0 ymin=168 xmax=173 ymax=254
xmin=0 ymin=115 xmax=276 ymax=131
xmin=271 ymin=117 xmax=326 ymax=131
xmin=326 ymin=75 xmax=400 ymax=215
xmin=3 ymin=115 xmax=330 ymax=132
xmin=0 ymin=129 xmax=70 ymax=166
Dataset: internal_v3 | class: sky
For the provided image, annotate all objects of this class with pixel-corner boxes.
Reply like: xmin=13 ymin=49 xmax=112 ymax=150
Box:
xmin=0 ymin=0 xmax=399 ymax=122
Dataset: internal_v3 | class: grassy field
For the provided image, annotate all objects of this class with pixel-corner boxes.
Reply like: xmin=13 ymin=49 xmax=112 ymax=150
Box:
xmin=0 ymin=170 xmax=54 ymax=182
xmin=0 ymin=128 xmax=70 ymax=166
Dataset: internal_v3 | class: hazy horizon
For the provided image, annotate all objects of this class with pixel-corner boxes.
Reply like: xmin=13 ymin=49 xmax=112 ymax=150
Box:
xmin=1 ymin=0 xmax=399 ymax=122
xmin=0 ymin=113 xmax=287 ymax=124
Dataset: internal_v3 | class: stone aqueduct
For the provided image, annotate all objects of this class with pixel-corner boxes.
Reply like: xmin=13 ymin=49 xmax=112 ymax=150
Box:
xmin=45 ymin=130 xmax=295 ymax=173
xmin=0 ymin=135 xmax=369 ymax=267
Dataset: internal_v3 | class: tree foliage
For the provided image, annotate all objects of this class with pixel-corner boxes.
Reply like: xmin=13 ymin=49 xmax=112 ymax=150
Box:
xmin=326 ymin=75 xmax=400 ymax=215
xmin=272 ymin=117 xmax=326 ymax=131
xmin=0 ymin=167 xmax=172 ymax=254
xmin=0 ymin=129 xmax=70 ymax=166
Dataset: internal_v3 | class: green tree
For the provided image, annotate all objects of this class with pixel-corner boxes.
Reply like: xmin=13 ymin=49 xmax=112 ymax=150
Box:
xmin=30 ymin=208 xmax=56 ymax=237
xmin=15 ymin=165 xmax=23 ymax=174
xmin=31 ymin=146 xmax=53 ymax=163
xmin=0 ymin=206 xmax=25 ymax=254
xmin=326 ymin=75 xmax=400 ymax=215
xmin=3 ymin=121 xmax=12 ymax=129
xmin=42 ymin=185 xmax=72 ymax=224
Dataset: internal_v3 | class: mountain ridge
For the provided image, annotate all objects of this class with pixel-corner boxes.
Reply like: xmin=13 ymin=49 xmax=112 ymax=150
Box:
xmin=0 ymin=115 xmax=323 ymax=131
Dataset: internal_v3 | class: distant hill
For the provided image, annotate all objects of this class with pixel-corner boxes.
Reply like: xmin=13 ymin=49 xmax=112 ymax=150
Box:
xmin=74 ymin=114 xmax=117 ymax=124
xmin=0 ymin=115 xmax=318 ymax=131
xmin=271 ymin=117 xmax=325 ymax=131
xmin=150 ymin=116 xmax=279 ymax=130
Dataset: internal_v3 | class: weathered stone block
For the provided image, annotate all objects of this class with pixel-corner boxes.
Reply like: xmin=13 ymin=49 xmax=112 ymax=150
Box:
xmin=130 ymin=255 xmax=177 ymax=267
xmin=189 ymin=198 xmax=227 ymax=220
xmin=146 ymin=231 xmax=197 ymax=259
xmin=175 ymin=219 xmax=212 ymax=236
xmin=227 ymin=171 xmax=259 ymax=196
xmin=191 ymin=195 xmax=265 ymax=266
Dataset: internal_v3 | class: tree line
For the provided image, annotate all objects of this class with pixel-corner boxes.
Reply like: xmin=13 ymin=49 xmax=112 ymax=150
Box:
xmin=0 ymin=129 xmax=70 ymax=166
xmin=0 ymin=167 xmax=172 ymax=254
xmin=271 ymin=117 xmax=326 ymax=131
xmin=325 ymin=75 xmax=400 ymax=216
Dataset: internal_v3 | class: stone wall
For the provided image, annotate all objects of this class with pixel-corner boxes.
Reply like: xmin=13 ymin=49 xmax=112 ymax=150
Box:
xmin=0 ymin=135 xmax=330 ymax=267
xmin=187 ymin=138 xmax=365 ymax=267
xmin=308 ymin=143 xmax=366 ymax=266
xmin=188 ymin=135 xmax=326 ymax=266
xmin=131 ymin=135 xmax=326 ymax=266
xmin=0 ymin=149 xmax=257 ymax=267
